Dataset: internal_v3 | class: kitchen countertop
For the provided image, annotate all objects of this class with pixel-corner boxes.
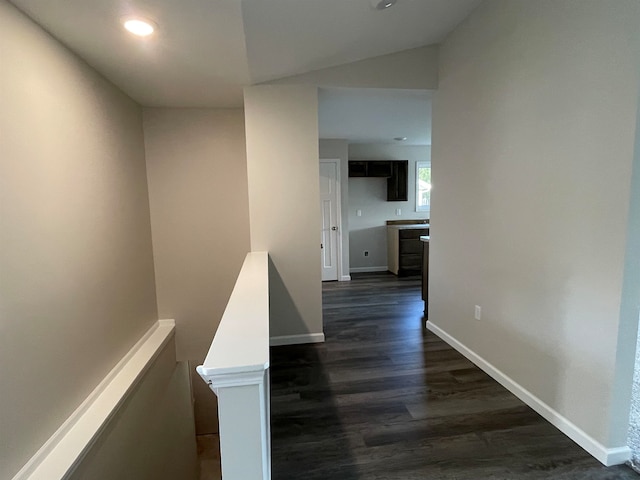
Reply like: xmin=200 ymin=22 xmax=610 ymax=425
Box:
xmin=387 ymin=224 xmax=430 ymax=230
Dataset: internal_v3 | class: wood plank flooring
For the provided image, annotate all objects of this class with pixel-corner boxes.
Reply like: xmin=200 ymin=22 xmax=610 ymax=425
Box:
xmin=270 ymin=272 xmax=638 ymax=479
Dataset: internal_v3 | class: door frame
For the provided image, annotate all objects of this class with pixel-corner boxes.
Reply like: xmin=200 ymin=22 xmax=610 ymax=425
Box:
xmin=320 ymin=158 xmax=346 ymax=281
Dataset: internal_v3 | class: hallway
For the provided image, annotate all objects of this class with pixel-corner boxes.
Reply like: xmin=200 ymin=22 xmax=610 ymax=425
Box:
xmin=270 ymin=273 xmax=639 ymax=479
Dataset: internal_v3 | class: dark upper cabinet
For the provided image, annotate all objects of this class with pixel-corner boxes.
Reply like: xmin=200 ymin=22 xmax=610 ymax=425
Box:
xmin=368 ymin=161 xmax=392 ymax=177
xmin=387 ymin=160 xmax=408 ymax=201
xmin=348 ymin=160 xmax=393 ymax=177
xmin=348 ymin=160 xmax=408 ymax=202
xmin=348 ymin=161 xmax=368 ymax=177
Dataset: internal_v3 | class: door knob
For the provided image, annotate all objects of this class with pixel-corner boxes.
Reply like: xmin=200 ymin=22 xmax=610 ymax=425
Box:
xmin=331 ymin=226 xmax=338 ymax=231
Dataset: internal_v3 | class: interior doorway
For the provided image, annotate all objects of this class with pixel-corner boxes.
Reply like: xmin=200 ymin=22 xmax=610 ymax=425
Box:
xmin=318 ymin=87 xmax=432 ymax=278
xmin=320 ymin=159 xmax=342 ymax=281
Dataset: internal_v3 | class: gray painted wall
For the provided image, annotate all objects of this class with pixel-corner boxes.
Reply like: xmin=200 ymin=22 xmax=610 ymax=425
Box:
xmin=68 ymin=339 xmax=198 ymax=480
xmin=244 ymin=85 xmax=323 ymax=339
xmin=0 ymin=2 xmax=164 ymax=477
xmin=431 ymin=0 xmax=640 ymax=449
xmin=348 ymin=144 xmax=431 ymax=271
xmin=624 ymin=55 xmax=640 ymax=469
xmin=143 ymin=108 xmax=250 ymax=362
xmin=1 ymin=3 xmax=200 ymax=477
xmin=143 ymin=108 xmax=251 ymax=433
xmin=264 ymin=45 xmax=438 ymax=90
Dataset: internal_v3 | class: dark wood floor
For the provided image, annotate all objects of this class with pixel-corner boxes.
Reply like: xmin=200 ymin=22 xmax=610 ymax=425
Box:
xmin=270 ymin=272 xmax=638 ymax=479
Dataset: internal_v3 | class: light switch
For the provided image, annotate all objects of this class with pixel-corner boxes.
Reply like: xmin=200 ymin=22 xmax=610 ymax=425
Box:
xmin=356 ymin=209 xmax=362 ymax=217
xmin=396 ymin=208 xmax=402 ymax=216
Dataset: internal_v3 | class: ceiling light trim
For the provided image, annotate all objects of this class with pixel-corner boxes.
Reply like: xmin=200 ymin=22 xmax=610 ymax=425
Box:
xmin=371 ymin=0 xmax=397 ymax=11
xmin=122 ymin=17 xmax=157 ymax=37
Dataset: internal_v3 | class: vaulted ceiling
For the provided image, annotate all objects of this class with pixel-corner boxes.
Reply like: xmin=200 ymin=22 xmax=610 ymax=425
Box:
xmin=10 ymin=0 xmax=481 ymax=107
xmin=319 ymin=88 xmax=432 ymax=145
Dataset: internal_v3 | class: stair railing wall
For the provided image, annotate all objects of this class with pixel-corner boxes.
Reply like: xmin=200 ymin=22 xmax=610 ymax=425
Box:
xmin=197 ymin=251 xmax=271 ymax=480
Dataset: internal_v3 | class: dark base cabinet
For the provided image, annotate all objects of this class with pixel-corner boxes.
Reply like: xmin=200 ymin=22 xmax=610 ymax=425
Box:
xmin=422 ymin=239 xmax=429 ymax=316
xmin=387 ymin=224 xmax=429 ymax=277
xmin=398 ymin=228 xmax=428 ymax=276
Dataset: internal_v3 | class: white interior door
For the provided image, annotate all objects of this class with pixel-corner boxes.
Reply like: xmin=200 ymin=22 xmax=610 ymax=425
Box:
xmin=320 ymin=160 xmax=340 ymax=281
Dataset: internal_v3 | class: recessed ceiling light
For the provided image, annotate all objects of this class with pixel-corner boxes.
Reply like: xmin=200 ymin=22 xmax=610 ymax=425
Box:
xmin=374 ymin=0 xmax=397 ymax=10
xmin=394 ymin=137 xmax=407 ymax=141
xmin=122 ymin=17 xmax=156 ymax=37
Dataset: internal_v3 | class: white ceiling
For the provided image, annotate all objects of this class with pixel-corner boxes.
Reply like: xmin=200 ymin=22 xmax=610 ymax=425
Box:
xmin=319 ymin=88 xmax=432 ymax=145
xmin=10 ymin=0 xmax=481 ymax=107
xmin=11 ymin=0 xmax=251 ymax=107
xmin=242 ymin=0 xmax=482 ymax=84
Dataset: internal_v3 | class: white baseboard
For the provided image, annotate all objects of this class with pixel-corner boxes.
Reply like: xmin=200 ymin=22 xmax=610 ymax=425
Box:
xmin=350 ymin=266 xmax=388 ymax=273
xmin=270 ymin=333 xmax=325 ymax=347
xmin=426 ymin=321 xmax=631 ymax=467
xmin=340 ymin=275 xmax=351 ymax=281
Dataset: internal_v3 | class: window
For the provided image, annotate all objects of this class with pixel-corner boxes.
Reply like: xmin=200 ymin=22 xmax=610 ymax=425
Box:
xmin=416 ymin=162 xmax=431 ymax=212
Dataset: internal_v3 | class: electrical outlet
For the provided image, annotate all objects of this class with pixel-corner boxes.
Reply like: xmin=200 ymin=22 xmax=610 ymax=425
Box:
xmin=364 ymin=250 xmax=369 ymax=257
xmin=474 ymin=305 xmax=482 ymax=320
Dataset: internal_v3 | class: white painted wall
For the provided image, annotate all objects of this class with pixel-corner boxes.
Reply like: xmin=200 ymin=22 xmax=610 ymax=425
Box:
xmin=0 ymin=2 xmax=177 ymax=477
xmin=430 ymin=0 xmax=640 ymax=454
xmin=319 ymin=139 xmax=350 ymax=280
xmin=244 ymin=85 xmax=323 ymax=339
xmin=348 ymin=144 xmax=431 ymax=271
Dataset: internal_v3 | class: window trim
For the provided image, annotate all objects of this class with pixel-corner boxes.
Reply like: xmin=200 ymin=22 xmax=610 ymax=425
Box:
xmin=415 ymin=161 xmax=431 ymax=213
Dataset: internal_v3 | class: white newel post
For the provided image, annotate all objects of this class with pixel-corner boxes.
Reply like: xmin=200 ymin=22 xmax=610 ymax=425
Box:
xmin=196 ymin=252 xmax=271 ymax=480
xmin=198 ymin=367 xmax=271 ymax=480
